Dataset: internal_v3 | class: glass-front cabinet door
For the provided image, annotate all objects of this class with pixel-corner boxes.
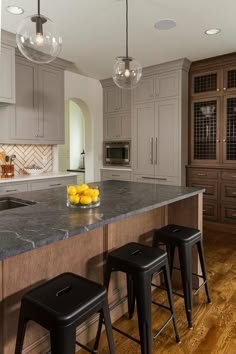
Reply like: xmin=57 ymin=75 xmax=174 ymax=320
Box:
xmin=192 ymin=98 xmax=220 ymax=164
xmin=191 ymin=70 xmax=221 ymax=97
xmin=223 ymin=67 xmax=236 ymax=93
xmin=223 ymin=95 xmax=236 ymax=163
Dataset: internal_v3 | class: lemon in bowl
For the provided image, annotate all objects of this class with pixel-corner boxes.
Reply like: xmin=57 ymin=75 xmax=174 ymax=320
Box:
xmin=67 ymin=184 xmax=100 ymax=208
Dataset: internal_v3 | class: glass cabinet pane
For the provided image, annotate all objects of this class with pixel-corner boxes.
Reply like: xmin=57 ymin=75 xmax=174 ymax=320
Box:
xmin=193 ymin=73 xmax=217 ymax=94
xmin=226 ymin=97 xmax=236 ymax=160
xmin=227 ymin=69 xmax=236 ymax=90
xmin=193 ymin=100 xmax=217 ymax=160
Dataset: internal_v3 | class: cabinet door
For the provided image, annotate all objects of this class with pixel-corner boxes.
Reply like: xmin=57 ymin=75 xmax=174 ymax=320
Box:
xmin=104 ymin=86 xmax=122 ymax=113
xmin=223 ymin=66 xmax=236 ymax=93
xmin=191 ymin=98 xmax=220 ymax=164
xmin=104 ymin=114 xmax=122 ymax=140
xmin=0 ymin=182 xmax=28 ymax=195
xmin=154 ymin=99 xmax=179 ymax=177
xmin=38 ymin=66 xmax=64 ymax=143
xmin=191 ymin=70 xmax=221 ymax=97
xmin=222 ymin=95 xmax=236 ymax=164
xmin=155 ymin=72 xmax=178 ymax=99
xmin=0 ymin=45 xmax=15 ymax=103
xmin=132 ymin=103 xmax=155 ymax=175
xmin=10 ymin=59 xmax=39 ymax=141
xmin=133 ymin=77 xmax=154 ymax=103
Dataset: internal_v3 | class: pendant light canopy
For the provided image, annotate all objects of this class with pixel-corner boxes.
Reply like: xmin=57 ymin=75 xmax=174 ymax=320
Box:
xmin=112 ymin=0 xmax=142 ymax=90
xmin=16 ymin=0 xmax=62 ymax=64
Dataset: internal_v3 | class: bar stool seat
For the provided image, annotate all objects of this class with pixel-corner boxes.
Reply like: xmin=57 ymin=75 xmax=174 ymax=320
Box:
xmin=153 ymin=224 xmax=212 ymax=329
xmin=15 ymin=272 xmax=115 ymax=354
xmin=96 ymin=242 xmax=180 ymax=354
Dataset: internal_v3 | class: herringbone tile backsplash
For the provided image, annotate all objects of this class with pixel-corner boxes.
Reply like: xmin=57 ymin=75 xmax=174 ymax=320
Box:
xmin=0 ymin=144 xmax=53 ymax=175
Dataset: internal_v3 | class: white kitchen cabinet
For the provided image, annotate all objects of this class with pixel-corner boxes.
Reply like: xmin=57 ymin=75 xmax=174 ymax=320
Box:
xmin=133 ymin=77 xmax=155 ymax=104
xmin=104 ymin=112 xmax=131 ymax=140
xmin=132 ymin=100 xmax=179 ymax=180
xmin=101 ymin=169 xmax=131 ymax=181
xmin=0 ymin=55 xmax=65 ymax=144
xmin=0 ymin=182 xmax=28 ymax=195
xmin=0 ymin=44 xmax=15 ymax=104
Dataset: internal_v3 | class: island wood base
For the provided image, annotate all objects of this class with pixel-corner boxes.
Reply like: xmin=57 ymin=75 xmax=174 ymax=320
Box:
xmin=0 ymin=193 xmax=202 ymax=353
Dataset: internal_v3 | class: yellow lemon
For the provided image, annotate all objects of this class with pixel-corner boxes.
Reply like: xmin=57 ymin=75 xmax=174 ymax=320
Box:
xmin=93 ymin=188 xmax=99 ymax=197
xmin=76 ymin=184 xmax=89 ymax=194
xmin=67 ymin=185 xmax=77 ymax=196
xmin=83 ymin=188 xmax=95 ymax=197
xmin=91 ymin=195 xmax=98 ymax=203
xmin=80 ymin=195 xmax=92 ymax=205
xmin=69 ymin=194 xmax=80 ymax=205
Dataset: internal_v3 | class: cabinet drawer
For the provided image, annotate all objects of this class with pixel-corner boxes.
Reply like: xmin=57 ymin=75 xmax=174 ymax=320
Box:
xmin=0 ymin=182 xmax=28 ymax=195
xmin=188 ymin=180 xmax=218 ymax=199
xmin=221 ymin=182 xmax=236 ymax=202
xmin=133 ymin=174 xmax=179 ymax=185
xmin=203 ymin=200 xmax=218 ymax=221
xmin=221 ymin=170 xmax=236 ymax=181
xmin=30 ymin=177 xmax=77 ymax=191
xmin=221 ymin=204 xmax=236 ymax=223
xmin=101 ymin=170 xmax=131 ymax=181
xmin=188 ymin=168 xmax=218 ymax=180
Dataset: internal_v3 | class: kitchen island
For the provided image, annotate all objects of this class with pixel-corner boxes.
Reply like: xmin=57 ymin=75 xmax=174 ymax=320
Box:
xmin=0 ymin=180 xmax=204 ymax=353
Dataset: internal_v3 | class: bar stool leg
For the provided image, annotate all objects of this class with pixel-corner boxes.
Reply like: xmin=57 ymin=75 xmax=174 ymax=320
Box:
xmin=50 ymin=326 xmax=76 ymax=354
xmin=101 ymin=300 xmax=115 ymax=354
xmin=15 ymin=307 xmax=28 ymax=354
xmin=162 ymin=263 xmax=181 ymax=343
xmin=166 ymin=245 xmax=175 ymax=277
xmin=134 ymin=273 xmax=152 ymax=354
xmin=178 ymin=244 xmax=193 ymax=329
xmin=127 ymin=274 xmax=135 ymax=319
xmin=197 ymin=240 xmax=212 ymax=303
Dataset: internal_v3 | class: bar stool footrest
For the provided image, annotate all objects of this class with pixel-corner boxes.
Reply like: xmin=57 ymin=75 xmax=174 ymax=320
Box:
xmin=76 ymin=341 xmax=97 ymax=354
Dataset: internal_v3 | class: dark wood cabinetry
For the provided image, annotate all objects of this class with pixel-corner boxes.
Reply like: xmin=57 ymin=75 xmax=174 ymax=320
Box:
xmin=187 ymin=53 xmax=236 ymax=224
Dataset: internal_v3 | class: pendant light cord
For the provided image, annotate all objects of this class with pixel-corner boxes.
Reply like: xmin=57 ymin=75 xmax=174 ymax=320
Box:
xmin=38 ymin=0 xmax=40 ymax=17
xmin=126 ymin=0 xmax=128 ymax=58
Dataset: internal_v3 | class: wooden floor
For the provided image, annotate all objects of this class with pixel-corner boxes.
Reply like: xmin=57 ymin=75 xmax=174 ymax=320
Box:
xmin=77 ymin=226 xmax=236 ymax=353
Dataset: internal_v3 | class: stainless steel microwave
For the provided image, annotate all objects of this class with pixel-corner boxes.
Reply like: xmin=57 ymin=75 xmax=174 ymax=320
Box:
xmin=104 ymin=141 xmax=131 ymax=166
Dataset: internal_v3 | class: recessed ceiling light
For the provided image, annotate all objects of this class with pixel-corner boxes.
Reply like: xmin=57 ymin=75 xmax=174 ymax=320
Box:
xmin=154 ymin=19 xmax=176 ymax=31
xmin=204 ymin=28 xmax=221 ymax=35
xmin=6 ymin=5 xmax=24 ymax=15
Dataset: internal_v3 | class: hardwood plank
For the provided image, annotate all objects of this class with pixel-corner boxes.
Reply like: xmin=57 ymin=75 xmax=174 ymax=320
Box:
xmin=77 ymin=225 xmax=236 ymax=353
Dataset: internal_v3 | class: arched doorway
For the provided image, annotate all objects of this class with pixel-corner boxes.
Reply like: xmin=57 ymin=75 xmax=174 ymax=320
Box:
xmin=58 ymin=98 xmax=92 ymax=183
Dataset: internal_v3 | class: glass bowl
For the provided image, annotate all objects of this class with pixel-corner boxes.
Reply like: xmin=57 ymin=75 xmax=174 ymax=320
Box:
xmin=67 ymin=184 xmax=100 ymax=209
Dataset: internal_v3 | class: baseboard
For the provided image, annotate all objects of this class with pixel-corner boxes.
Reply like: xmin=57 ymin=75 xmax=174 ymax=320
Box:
xmin=204 ymin=221 xmax=236 ymax=234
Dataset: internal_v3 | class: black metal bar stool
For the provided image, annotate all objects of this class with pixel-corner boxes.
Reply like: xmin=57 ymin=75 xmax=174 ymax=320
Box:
xmin=95 ymin=242 xmax=180 ymax=354
xmin=153 ymin=224 xmax=212 ymax=329
xmin=14 ymin=272 xmax=115 ymax=354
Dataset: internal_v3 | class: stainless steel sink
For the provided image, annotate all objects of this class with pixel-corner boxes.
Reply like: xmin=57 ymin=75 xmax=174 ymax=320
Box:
xmin=0 ymin=197 xmax=35 ymax=211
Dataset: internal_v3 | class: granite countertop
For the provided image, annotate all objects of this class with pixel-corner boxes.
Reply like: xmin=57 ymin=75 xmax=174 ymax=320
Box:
xmin=0 ymin=172 xmax=78 ymax=184
xmin=0 ymin=180 xmax=204 ymax=260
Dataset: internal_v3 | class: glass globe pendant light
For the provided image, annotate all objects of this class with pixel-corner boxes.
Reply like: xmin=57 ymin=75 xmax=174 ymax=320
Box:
xmin=112 ymin=0 xmax=142 ymax=90
xmin=16 ymin=0 xmax=62 ymax=64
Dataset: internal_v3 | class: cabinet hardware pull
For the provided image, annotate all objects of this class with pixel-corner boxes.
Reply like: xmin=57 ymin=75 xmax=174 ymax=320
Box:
xmin=142 ymin=176 xmax=167 ymax=181
xmin=111 ymin=174 xmax=120 ymax=177
xmin=49 ymin=183 xmax=61 ymax=187
xmin=216 ymin=88 xmax=220 ymax=92
xmin=231 ymin=213 xmax=236 ymax=217
xmin=150 ymin=138 xmax=154 ymax=164
xmin=197 ymin=173 xmax=207 ymax=176
xmin=223 ymin=87 xmax=227 ymax=91
xmin=203 ymin=209 xmax=207 ymax=212
xmin=6 ymin=189 xmax=17 ymax=192
xmin=155 ymin=137 xmax=158 ymax=164
xmin=223 ymin=139 xmax=227 ymax=142
xmin=232 ymin=176 xmax=236 ymax=178
xmin=232 ymin=192 xmax=236 ymax=195
xmin=216 ymin=139 xmax=220 ymax=142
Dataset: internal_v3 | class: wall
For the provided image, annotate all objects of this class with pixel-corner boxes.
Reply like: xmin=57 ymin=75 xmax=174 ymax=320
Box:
xmin=62 ymin=71 xmax=103 ymax=183
xmin=69 ymin=100 xmax=85 ymax=169
xmin=0 ymin=144 xmax=53 ymax=175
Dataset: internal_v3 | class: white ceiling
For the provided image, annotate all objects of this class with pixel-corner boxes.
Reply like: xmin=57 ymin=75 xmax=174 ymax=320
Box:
xmin=1 ymin=0 xmax=236 ymax=80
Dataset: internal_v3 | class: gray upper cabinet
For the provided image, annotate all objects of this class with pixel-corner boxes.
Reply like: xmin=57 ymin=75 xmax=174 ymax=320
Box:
xmin=104 ymin=85 xmax=131 ymax=113
xmin=104 ymin=112 xmax=131 ymax=140
xmin=133 ymin=71 xmax=179 ymax=104
xmin=0 ymin=55 xmax=65 ymax=144
xmin=0 ymin=44 xmax=15 ymax=104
